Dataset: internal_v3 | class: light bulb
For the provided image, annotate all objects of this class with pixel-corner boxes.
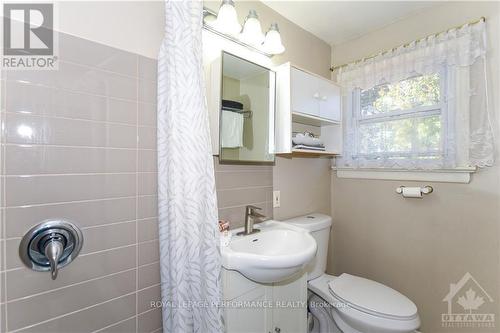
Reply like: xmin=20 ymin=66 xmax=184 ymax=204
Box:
xmin=214 ymin=0 xmax=241 ymax=36
xmin=204 ymin=12 xmax=217 ymax=28
xmin=263 ymin=23 xmax=285 ymax=55
xmin=239 ymin=10 xmax=264 ymax=47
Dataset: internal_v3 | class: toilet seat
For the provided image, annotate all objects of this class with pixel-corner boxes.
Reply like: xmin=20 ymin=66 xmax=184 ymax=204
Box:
xmin=308 ymin=274 xmax=421 ymax=333
xmin=328 ymin=273 xmax=418 ymax=321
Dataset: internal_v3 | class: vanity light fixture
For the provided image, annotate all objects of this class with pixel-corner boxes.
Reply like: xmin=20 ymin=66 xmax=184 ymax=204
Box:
xmin=263 ymin=23 xmax=285 ymax=55
xmin=239 ymin=10 xmax=265 ymax=47
xmin=203 ymin=2 xmax=286 ymax=57
xmin=214 ymin=0 xmax=241 ymax=36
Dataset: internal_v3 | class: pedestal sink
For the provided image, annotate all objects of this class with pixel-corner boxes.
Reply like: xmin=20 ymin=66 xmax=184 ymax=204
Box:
xmin=221 ymin=221 xmax=317 ymax=283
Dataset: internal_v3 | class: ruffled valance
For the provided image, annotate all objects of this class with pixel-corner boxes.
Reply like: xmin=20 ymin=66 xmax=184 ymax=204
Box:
xmin=337 ymin=20 xmax=487 ymax=90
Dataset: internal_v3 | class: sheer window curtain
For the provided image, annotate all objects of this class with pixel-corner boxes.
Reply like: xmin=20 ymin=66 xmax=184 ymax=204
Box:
xmin=336 ymin=20 xmax=494 ymax=169
xmin=157 ymin=1 xmax=223 ymax=332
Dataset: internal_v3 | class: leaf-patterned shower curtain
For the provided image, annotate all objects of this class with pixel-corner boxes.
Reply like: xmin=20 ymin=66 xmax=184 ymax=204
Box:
xmin=157 ymin=1 xmax=223 ymax=332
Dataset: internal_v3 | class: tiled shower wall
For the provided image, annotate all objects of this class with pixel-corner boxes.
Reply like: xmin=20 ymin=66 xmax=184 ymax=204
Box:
xmin=0 ymin=32 xmax=161 ymax=333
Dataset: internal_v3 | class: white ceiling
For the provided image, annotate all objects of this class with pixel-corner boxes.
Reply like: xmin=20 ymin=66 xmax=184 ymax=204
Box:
xmin=261 ymin=1 xmax=441 ymax=45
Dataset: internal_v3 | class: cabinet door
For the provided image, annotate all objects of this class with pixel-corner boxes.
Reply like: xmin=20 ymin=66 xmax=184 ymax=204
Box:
xmin=225 ymin=286 xmax=273 ymax=333
xmin=318 ymin=80 xmax=341 ymax=122
xmin=272 ymin=273 xmax=308 ymax=333
xmin=291 ymin=68 xmax=320 ymax=117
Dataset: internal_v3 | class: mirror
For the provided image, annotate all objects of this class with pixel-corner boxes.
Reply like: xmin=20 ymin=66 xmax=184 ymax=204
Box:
xmin=219 ymin=52 xmax=275 ymax=164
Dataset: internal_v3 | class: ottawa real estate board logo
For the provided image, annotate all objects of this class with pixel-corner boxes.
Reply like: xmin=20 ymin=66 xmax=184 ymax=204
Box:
xmin=2 ymin=3 xmax=58 ymax=70
xmin=442 ymin=272 xmax=495 ymax=329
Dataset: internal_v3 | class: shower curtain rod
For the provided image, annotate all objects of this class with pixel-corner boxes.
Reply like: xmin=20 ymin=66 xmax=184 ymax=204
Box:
xmin=330 ymin=16 xmax=486 ymax=72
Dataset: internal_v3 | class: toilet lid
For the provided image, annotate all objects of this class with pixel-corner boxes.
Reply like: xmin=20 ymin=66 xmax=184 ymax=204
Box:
xmin=328 ymin=274 xmax=418 ymax=320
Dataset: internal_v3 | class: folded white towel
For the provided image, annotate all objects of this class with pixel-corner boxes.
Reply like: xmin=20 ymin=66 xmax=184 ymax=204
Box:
xmin=221 ymin=110 xmax=244 ymax=148
xmin=292 ymin=133 xmax=324 ymax=147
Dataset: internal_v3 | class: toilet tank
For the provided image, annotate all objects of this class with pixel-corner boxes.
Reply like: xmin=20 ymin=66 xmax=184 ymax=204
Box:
xmin=282 ymin=213 xmax=332 ymax=281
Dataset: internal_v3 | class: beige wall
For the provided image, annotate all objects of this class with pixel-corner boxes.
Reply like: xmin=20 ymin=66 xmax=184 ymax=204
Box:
xmin=273 ymin=156 xmax=331 ymax=220
xmin=206 ymin=0 xmax=333 ymax=222
xmin=57 ymin=1 xmax=164 ymax=58
xmin=330 ymin=2 xmax=500 ymax=332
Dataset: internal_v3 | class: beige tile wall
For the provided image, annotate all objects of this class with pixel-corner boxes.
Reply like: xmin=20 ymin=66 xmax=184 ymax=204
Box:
xmin=214 ymin=158 xmax=274 ymax=229
xmin=0 ymin=32 xmax=161 ymax=333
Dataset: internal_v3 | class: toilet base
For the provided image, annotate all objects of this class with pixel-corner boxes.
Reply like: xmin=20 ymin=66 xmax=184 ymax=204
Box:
xmin=308 ymin=294 xmax=343 ymax=333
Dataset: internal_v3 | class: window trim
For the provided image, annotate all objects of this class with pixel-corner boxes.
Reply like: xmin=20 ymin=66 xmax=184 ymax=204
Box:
xmin=333 ymin=167 xmax=476 ymax=184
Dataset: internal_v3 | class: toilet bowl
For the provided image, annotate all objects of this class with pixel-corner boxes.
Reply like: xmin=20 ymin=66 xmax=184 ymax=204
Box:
xmin=282 ymin=214 xmax=421 ymax=333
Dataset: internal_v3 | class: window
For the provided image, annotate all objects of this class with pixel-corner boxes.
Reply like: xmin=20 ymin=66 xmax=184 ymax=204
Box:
xmin=335 ymin=19 xmax=493 ymax=178
xmin=352 ymin=72 xmax=446 ymax=165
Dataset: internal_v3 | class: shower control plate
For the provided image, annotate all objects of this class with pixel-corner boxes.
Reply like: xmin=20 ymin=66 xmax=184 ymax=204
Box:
xmin=19 ymin=220 xmax=84 ymax=279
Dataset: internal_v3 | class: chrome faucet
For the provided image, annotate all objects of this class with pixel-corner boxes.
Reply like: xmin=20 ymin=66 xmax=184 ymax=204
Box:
xmin=237 ymin=205 xmax=269 ymax=236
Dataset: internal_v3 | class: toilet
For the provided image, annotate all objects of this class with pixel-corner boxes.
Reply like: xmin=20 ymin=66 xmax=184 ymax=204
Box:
xmin=283 ymin=214 xmax=421 ymax=333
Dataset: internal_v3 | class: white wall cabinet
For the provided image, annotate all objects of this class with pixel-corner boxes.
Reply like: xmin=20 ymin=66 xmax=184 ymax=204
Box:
xmin=290 ymin=67 xmax=341 ymax=122
xmin=222 ymin=269 xmax=308 ymax=333
xmin=291 ymin=67 xmax=321 ymax=117
xmin=318 ymin=79 xmax=341 ymax=122
xmin=276 ymin=63 xmax=343 ymax=156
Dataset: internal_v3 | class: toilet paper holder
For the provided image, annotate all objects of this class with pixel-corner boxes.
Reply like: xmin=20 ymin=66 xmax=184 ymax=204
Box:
xmin=396 ymin=185 xmax=433 ymax=196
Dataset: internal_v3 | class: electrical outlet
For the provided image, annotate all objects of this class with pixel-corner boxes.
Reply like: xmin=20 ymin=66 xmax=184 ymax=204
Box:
xmin=273 ymin=190 xmax=281 ymax=208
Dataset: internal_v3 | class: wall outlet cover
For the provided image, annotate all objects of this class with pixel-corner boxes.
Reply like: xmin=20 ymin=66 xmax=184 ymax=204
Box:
xmin=273 ymin=190 xmax=281 ymax=208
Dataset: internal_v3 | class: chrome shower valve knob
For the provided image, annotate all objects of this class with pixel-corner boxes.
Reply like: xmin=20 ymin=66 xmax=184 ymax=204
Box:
xmin=44 ymin=237 xmax=64 ymax=280
xmin=19 ymin=220 xmax=84 ymax=280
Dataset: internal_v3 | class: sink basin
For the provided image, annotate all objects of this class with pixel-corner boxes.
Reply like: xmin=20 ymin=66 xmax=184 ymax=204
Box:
xmin=221 ymin=221 xmax=317 ymax=283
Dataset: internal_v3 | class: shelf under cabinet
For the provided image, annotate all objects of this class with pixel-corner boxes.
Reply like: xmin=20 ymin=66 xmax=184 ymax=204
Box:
xmin=277 ymin=149 xmax=339 ymax=157
xmin=292 ymin=112 xmax=340 ymax=127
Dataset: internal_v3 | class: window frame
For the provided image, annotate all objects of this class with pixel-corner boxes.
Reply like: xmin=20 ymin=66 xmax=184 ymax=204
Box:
xmin=351 ymin=68 xmax=449 ymax=161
